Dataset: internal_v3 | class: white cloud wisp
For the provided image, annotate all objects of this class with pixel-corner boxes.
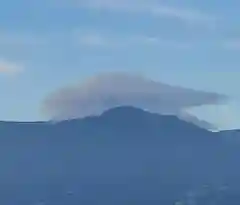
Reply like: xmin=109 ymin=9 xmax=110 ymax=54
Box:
xmin=0 ymin=59 xmax=24 ymax=76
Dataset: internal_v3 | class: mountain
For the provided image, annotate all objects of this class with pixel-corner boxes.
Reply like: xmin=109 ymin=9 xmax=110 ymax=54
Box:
xmin=219 ymin=129 xmax=240 ymax=144
xmin=0 ymin=106 xmax=239 ymax=205
xmin=220 ymin=129 xmax=240 ymax=137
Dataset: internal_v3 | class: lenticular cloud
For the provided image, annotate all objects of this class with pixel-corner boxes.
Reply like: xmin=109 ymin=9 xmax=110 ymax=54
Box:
xmin=42 ymin=72 xmax=226 ymax=129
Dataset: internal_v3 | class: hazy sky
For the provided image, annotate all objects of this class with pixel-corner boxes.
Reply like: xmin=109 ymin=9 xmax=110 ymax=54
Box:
xmin=0 ymin=0 xmax=240 ymax=130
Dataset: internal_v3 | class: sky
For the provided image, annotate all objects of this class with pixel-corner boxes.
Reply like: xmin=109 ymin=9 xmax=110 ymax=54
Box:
xmin=0 ymin=0 xmax=240 ymax=130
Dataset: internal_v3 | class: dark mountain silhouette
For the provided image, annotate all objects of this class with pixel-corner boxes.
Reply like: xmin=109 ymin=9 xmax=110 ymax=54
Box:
xmin=220 ymin=129 xmax=240 ymax=137
xmin=0 ymin=106 xmax=239 ymax=204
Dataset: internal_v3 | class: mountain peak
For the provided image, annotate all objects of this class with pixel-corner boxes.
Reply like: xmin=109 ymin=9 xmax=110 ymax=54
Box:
xmin=94 ymin=106 xmax=211 ymax=140
xmin=101 ymin=106 xmax=149 ymax=117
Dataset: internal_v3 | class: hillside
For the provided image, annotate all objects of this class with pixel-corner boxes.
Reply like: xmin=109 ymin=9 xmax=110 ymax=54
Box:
xmin=0 ymin=106 xmax=239 ymax=204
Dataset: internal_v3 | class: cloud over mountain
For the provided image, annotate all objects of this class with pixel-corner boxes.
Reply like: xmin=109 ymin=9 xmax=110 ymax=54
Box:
xmin=42 ymin=72 xmax=226 ymax=128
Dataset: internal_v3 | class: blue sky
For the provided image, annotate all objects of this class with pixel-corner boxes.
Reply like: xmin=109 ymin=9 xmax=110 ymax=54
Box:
xmin=0 ymin=0 xmax=240 ymax=129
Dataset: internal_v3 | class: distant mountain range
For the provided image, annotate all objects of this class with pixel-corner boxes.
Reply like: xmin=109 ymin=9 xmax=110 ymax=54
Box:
xmin=0 ymin=106 xmax=239 ymax=205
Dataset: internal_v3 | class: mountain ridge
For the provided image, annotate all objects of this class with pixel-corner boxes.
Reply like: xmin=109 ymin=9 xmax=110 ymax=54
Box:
xmin=0 ymin=106 xmax=223 ymax=132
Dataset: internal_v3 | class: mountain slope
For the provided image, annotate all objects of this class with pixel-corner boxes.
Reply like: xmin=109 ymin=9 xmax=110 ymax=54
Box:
xmin=0 ymin=106 xmax=239 ymax=205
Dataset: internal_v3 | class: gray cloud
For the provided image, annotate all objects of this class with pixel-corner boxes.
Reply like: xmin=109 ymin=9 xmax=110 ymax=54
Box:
xmin=42 ymin=72 xmax=227 ymax=129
